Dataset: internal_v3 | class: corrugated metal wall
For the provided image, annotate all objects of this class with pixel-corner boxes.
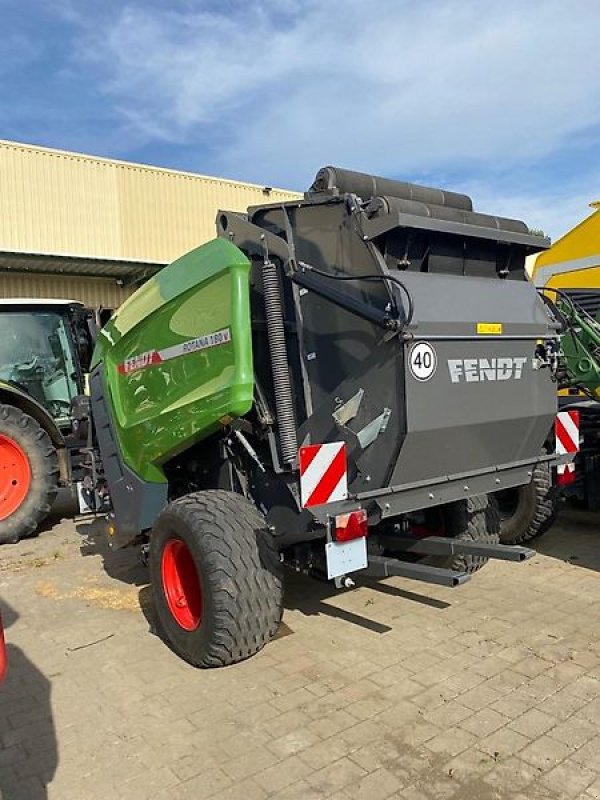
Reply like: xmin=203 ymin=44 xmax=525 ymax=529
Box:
xmin=0 ymin=139 xmax=302 ymax=306
xmin=0 ymin=273 xmax=134 ymax=308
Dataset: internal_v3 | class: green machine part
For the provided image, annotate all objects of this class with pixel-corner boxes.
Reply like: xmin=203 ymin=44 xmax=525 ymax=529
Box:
xmin=92 ymin=238 xmax=254 ymax=483
xmin=551 ymin=292 xmax=600 ymax=396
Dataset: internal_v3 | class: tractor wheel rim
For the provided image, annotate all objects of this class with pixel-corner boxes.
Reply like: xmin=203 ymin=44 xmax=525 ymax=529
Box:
xmin=0 ymin=434 xmax=31 ymax=521
xmin=161 ymin=538 xmax=202 ymax=631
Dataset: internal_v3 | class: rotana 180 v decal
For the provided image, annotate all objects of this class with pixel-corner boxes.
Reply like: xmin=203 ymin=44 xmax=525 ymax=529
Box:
xmin=118 ymin=328 xmax=231 ymax=375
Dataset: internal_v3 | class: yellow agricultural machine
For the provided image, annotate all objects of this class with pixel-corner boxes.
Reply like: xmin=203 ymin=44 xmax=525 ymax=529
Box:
xmin=492 ymin=201 xmax=600 ymax=543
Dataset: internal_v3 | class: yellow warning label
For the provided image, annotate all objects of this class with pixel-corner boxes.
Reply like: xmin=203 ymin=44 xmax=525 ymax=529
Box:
xmin=477 ymin=322 xmax=503 ymax=335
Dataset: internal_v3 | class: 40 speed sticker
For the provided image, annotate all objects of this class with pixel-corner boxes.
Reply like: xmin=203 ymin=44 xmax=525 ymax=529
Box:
xmin=409 ymin=341 xmax=437 ymax=381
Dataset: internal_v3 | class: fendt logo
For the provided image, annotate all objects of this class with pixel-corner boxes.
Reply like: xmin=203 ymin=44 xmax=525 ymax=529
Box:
xmin=448 ymin=357 xmax=527 ymax=383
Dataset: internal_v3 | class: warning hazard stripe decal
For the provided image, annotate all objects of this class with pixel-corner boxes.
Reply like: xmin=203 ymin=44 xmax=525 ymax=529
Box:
xmin=556 ymin=410 xmax=579 ymax=485
xmin=555 ymin=411 xmax=579 ymax=454
xmin=299 ymin=442 xmax=348 ymax=508
xmin=118 ymin=327 xmax=231 ymax=375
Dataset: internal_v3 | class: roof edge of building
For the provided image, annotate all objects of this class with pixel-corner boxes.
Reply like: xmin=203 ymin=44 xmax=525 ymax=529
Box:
xmin=0 ymin=138 xmax=301 ymax=197
xmin=0 ymin=247 xmax=166 ymax=267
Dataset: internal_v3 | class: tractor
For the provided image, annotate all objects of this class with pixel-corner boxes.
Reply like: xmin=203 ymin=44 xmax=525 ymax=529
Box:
xmin=0 ymin=300 xmax=95 ymax=543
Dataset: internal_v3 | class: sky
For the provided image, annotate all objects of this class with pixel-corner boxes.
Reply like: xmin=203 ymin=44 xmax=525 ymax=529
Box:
xmin=1 ymin=0 xmax=600 ymax=240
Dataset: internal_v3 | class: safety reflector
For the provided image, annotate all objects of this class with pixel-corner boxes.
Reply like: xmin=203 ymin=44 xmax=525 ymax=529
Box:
xmin=334 ymin=509 xmax=368 ymax=542
xmin=556 ymin=410 xmax=579 ymax=486
xmin=299 ymin=442 xmax=348 ymax=508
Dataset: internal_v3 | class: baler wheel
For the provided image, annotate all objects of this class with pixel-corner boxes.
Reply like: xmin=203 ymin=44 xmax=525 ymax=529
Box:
xmin=497 ymin=461 xmax=556 ymax=545
xmin=0 ymin=404 xmax=58 ymax=544
xmin=149 ymin=490 xmax=283 ymax=668
xmin=422 ymin=494 xmax=501 ymax=574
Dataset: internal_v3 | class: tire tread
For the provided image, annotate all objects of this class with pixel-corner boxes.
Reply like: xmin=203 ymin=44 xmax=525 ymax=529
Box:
xmin=0 ymin=404 xmax=58 ymax=544
xmin=423 ymin=494 xmax=500 ymax=574
xmin=499 ymin=461 xmax=556 ymax=545
xmin=150 ymin=490 xmax=283 ymax=668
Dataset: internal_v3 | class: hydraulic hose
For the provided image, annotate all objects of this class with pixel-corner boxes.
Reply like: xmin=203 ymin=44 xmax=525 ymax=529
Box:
xmin=299 ymin=263 xmax=414 ymax=329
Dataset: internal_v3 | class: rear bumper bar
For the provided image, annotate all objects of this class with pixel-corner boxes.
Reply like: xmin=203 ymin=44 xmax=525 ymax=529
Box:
xmin=309 ymin=455 xmax=556 ymax=524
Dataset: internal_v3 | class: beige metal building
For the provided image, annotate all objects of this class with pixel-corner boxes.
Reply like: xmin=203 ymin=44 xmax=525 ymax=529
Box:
xmin=0 ymin=140 xmax=301 ymax=309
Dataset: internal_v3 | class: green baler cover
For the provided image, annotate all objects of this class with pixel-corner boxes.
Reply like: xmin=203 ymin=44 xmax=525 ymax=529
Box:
xmin=92 ymin=238 xmax=254 ymax=483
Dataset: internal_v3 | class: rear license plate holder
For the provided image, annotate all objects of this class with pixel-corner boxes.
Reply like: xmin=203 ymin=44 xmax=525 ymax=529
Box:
xmin=325 ymin=538 xmax=368 ymax=580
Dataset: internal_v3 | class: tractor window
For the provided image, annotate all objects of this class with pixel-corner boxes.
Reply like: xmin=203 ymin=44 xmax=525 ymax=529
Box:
xmin=0 ymin=312 xmax=79 ymax=425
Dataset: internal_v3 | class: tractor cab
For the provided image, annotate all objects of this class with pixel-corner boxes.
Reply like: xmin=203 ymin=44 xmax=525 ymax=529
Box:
xmin=0 ymin=300 xmax=94 ymax=429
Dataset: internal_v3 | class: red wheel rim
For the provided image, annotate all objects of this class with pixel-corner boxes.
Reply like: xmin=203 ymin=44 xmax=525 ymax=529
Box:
xmin=0 ymin=434 xmax=31 ymax=521
xmin=161 ymin=538 xmax=202 ymax=631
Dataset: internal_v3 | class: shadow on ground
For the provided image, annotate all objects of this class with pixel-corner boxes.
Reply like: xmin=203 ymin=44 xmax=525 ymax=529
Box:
xmin=76 ymin=514 xmax=453 ymax=638
xmin=0 ymin=600 xmax=57 ymax=800
xmin=136 ymin=571 xmax=412 ymax=646
xmin=281 ymin=570 xmax=451 ymax=636
xmin=535 ymin=506 xmax=600 ymax=573
xmin=76 ymin=516 xmax=148 ymax=588
xmin=282 ymin=571 xmax=393 ymax=634
xmin=36 ymin=490 xmax=79 ymax=536
xmin=132 ymin=564 xmax=414 ymax=641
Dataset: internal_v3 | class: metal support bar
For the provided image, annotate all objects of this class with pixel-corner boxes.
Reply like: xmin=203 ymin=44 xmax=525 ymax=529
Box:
xmin=360 ymin=211 xmax=549 ymax=248
xmin=361 ymin=555 xmax=470 ymax=587
xmin=292 ymin=270 xmax=397 ymax=330
xmin=307 ymin=461 xmax=547 ymax=524
xmin=381 ymin=535 xmax=534 ymax=562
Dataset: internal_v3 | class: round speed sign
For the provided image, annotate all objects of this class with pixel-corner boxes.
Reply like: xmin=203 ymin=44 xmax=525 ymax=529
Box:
xmin=409 ymin=341 xmax=437 ymax=381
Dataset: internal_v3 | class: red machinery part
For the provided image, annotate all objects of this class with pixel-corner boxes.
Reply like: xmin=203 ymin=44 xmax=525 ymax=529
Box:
xmin=556 ymin=410 xmax=579 ymax=487
xmin=0 ymin=434 xmax=31 ymax=521
xmin=161 ymin=538 xmax=203 ymax=631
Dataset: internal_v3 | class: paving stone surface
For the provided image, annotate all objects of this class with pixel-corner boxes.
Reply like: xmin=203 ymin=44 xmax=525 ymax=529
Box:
xmin=1 ymin=496 xmax=600 ymax=799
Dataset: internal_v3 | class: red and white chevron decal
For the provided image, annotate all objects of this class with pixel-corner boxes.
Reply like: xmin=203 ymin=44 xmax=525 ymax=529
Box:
xmin=556 ymin=410 xmax=580 ymax=486
xmin=299 ymin=442 xmax=348 ymax=508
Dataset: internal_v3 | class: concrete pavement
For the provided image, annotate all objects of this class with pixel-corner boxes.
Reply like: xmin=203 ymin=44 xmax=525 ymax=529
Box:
xmin=1 ymin=500 xmax=600 ymax=799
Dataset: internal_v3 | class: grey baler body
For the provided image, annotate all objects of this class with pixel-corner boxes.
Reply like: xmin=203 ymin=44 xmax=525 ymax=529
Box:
xmin=217 ymin=166 xmax=557 ymax=539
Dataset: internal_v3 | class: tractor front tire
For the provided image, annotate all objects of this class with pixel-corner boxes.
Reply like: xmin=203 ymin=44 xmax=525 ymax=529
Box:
xmin=498 ymin=461 xmax=556 ymax=545
xmin=149 ymin=490 xmax=283 ymax=668
xmin=423 ymin=494 xmax=501 ymax=574
xmin=0 ymin=404 xmax=59 ymax=544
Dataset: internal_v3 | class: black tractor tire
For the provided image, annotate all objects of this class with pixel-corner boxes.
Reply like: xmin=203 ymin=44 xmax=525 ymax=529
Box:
xmin=497 ymin=461 xmax=556 ymax=545
xmin=422 ymin=494 xmax=501 ymax=574
xmin=149 ymin=490 xmax=283 ymax=668
xmin=0 ymin=404 xmax=59 ymax=545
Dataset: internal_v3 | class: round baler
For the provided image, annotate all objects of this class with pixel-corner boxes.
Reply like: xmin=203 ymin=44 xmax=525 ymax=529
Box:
xmin=88 ymin=167 xmax=560 ymax=667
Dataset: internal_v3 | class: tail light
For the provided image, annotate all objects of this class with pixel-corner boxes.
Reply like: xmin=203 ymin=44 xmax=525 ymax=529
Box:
xmin=557 ymin=464 xmax=576 ymax=486
xmin=334 ymin=509 xmax=368 ymax=542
